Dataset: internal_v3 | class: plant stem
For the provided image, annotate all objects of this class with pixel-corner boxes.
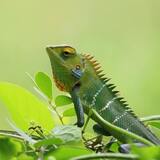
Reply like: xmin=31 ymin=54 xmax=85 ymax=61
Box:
xmin=0 ymin=130 xmax=24 ymax=140
xmin=71 ymin=153 xmax=139 ymax=160
xmin=141 ymin=115 xmax=160 ymax=122
xmin=37 ymin=147 xmax=45 ymax=160
xmin=0 ymin=130 xmax=41 ymax=141
xmin=82 ymin=108 xmax=92 ymax=134
xmin=49 ymin=101 xmax=64 ymax=125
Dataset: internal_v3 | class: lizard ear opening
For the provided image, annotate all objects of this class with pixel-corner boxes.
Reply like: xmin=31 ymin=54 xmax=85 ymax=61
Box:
xmin=72 ymin=67 xmax=84 ymax=79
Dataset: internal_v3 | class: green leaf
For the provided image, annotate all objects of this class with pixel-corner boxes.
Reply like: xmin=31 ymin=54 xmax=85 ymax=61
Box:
xmin=44 ymin=146 xmax=91 ymax=160
xmin=0 ymin=137 xmax=22 ymax=160
xmin=55 ymin=95 xmax=72 ymax=107
xmin=52 ymin=125 xmax=81 ymax=143
xmin=34 ymin=137 xmax=63 ymax=148
xmin=132 ymin=146 xmax=160 ymax=160
xmin=63 ymin=108 xmax=75 ymax=117
xmin=0 ymin=82 xmax=54 ymax=131
xmin=17 ymin=154 xmax=34 ymax=160
xmin=148 ymin=122 xmax=160 ymax=130
xmin=35 ymin=72 xmax=53 ymax=99
xmin=45 ymin=156 xmax=56 ymax=160
xmin=108 ymin=142 xmax=120 ymax=152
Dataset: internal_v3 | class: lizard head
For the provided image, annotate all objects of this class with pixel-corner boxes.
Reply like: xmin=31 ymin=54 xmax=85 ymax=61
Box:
xmin=46 ymin=45 xmax=85 ymax=92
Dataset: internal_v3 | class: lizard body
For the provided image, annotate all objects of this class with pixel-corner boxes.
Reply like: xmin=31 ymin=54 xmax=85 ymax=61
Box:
xmin=46 ymin=45 xmax=160 ymax=145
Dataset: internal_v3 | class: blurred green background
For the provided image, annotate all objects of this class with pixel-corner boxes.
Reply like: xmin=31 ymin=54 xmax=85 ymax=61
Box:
xmin=0 ymin=0 xmax=160 ymax=128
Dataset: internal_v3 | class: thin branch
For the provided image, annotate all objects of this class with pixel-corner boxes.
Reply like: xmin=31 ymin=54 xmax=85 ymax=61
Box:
xmin=71 ymin=153 xmax=139 ymax=160
xmin=141 ymin=115 xmax=160 ymax=122
xmin=0 ymin=130 xmax=41 ymax=141
xmin=34 ymin=85 xmax=64 ymax=125
xmin=48 ymin=100 xmax=64 ymax=125
xmin=0 ymin=130 xmax=24 ymax=140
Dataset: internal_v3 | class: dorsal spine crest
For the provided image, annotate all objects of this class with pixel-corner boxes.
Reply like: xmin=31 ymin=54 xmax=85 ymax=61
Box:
xmin=83 ymin=53 xmax=139 ymax=119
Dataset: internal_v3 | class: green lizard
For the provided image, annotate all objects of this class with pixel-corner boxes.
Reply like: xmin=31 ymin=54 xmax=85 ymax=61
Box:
xmin=46 ymin=45 xmax=160 ymax=146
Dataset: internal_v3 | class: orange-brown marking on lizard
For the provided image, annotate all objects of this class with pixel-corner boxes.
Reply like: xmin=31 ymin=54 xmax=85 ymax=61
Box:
xmin=53 ymin=76 xmax=67 ymax=91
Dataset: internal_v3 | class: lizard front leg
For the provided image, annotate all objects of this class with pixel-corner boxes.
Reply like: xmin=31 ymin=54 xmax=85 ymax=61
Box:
xmin=70 ymin=85 xmax=84 ymax=127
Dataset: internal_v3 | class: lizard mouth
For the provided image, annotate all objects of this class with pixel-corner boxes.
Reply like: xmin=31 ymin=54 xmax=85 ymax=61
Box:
xmin=46 ymin=46 xmax=63 ymax=63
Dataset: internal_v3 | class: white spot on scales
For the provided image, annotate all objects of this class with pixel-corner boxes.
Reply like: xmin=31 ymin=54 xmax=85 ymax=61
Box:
xmin=112 ymin=111 xmax=128 ymax=124
xmin=90 ymin=83 xmax=107 ymax=107
xmin=99 ymin=97 xmax=118 ymax=113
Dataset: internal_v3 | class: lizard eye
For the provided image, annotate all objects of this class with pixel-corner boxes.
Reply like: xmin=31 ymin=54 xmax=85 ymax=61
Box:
xmin=63 ymin=51 xmax=70 ymax=56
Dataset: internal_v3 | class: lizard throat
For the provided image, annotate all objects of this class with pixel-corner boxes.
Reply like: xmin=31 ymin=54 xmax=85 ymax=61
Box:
xmin=53 ymin=76 xmax=67 ymax=92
